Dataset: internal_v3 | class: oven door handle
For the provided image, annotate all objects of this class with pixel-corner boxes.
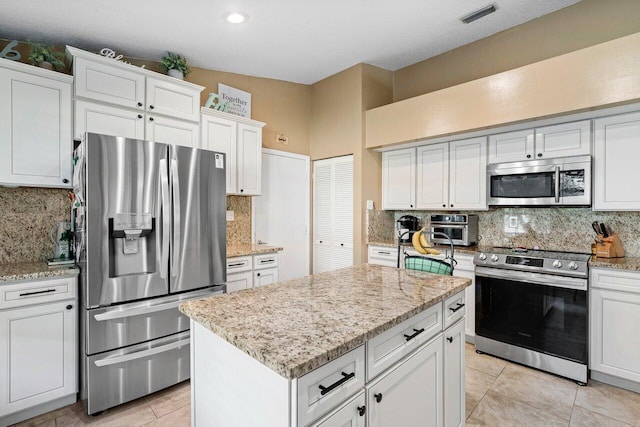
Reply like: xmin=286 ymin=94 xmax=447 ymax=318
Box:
xmin=475 ymin=267 xmax=587 ymax=291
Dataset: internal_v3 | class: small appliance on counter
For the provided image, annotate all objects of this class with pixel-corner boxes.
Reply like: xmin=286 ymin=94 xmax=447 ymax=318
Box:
xmin=429 ymin=214 xmax=478 ymax=246
xmin=397 ymin=215 xmax=420 ymax=242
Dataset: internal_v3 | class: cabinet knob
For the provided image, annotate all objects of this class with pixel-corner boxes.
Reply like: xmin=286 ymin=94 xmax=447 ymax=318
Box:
xmin=137 ymin=114 xmax=143 ymax=119
xmin=357 ymin=406 xmax=366 ymax=416
xmin=442 ymin=204 xmax=446 ymax=207
xmin=62 ymin=178 xmax=69 ymax=184
xmin=526 ymin=154 xmax=531 ymax=159
xmin=410 ymin=204 xmax=413 ymax=208
xmin=149 ymin=105 xmax=155 ymax=110
xmin=137 ymin=102 xmax=143 ymax=107
xmin=450 ymin=204 xmax=454 ymax=207
xmin=66 ymin=304 xmax=73 ymax=310
xmin=240 ymin=189 xmax=244 ymax=193
xmin=374 ymin=393 xmax=383 ymax=403
xmin=340 ymin=243 xmax=344 ymax=246
xmin=319 ymin=240 xmax=323 ymax=244
xmin=537 ymin=153 xmax=542 ymax=157
xmin=149 ymin=117 xmax=154 ymax=122
xmin=257 ymin=272 xmax=261 ymax=277
xmin=447 ymin=336 xmax=453 ymax=343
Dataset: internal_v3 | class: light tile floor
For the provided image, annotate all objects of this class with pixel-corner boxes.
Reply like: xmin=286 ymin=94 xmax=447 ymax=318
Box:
xmin=14 ymin=343 xmax=640 ymax=426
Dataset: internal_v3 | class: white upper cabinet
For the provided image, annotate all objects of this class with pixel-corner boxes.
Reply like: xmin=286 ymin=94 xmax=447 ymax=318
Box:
xmin=382 ymin=148 xmax=416 ymax=209
xmin=415 ymin=137 xmax=487 ymax=211
xmin=489 ymin=120 xmax=590 ymax=163
xmin=594 ymin=111 xmax=640 ymax=210
xmin=200 ymin=108 xmax=265 ymax=195
xmin=0 ymin=59 xmax=73 ymax=188
xmin=67 ymin=46 xmax=203 ymax=146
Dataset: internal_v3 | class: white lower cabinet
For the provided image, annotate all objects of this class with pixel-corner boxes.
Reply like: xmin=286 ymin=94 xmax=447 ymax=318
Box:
xmin=443 ymin=320 xmax=465 ymax=427
xmin=310 ymin=392 xmax=366 ymax=427
xmin=226 ymin=253 xmax=279 ymax=293
xmin=255 ymin=267 xmax=279 ymax=287
xmin=368 ymin=335 xmax=443 ymax=427
xmin=590 ymin=268 xmax=640 ymax=390
xmin=0 ymin=276 xmax=78 ymax=425
xmin=226 ymin=271 xmax=253 ymax=293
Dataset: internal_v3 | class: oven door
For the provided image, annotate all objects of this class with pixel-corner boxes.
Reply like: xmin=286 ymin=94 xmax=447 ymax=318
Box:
xmin=475 ymin=267 xmax=588 ymax=364
xmin=430 ymin=225 xmax=466 ymax=245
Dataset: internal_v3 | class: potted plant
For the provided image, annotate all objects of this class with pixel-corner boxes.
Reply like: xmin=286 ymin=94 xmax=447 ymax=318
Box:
xmin=160 ymin=52 xmax=192 ymax=80
xmin=27 ymin=41 xmax=65 ymax=71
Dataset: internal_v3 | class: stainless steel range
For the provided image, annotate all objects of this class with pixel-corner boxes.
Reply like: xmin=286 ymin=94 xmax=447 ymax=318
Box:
xmin=474 ymin=247 xmax=591 ymax=384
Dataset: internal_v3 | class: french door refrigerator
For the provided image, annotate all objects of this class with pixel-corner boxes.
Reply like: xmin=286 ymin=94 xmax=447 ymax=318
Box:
xmin=76 ymin=133 xmax=226 ymax=414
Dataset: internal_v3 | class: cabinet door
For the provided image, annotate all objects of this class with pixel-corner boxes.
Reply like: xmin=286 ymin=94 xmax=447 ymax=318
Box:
xmin=73 ymin=57 xmax=145 ymax=110
xmin=382 ymin=148 xmax=415 ymax=209
xmin=226 ymin=271 xmax=253 ymax=293
xmin=590 ymin=288 xmax=640 ymax=382
xmin=145 ymin=77 xmax=201 ymax=122
xmin=416 ymin=143 xmax=449 ymax=210
xmin=254 ymin=267 xmax=278 ymax=287
xmin=443 ymin=320 xmax=465 ymax=427
xmin=488 ymin=129 xmax=534 ymax=164
xmin=201 ymin=115 xmax=237 ymax=194
xmin=75 ymin=100 xmax=144 ymax=141
xmin=452 ymin=266 xmax=475 ymax=340
xmin=449 ymin=137 xmax=487 ymax=210
xmin=310 ymin=391 xmax=366 ymax=427
xmin=0 ymin=67 xmax=72 ymax=188
xmin=145 ymin=115 xmax=199 ymax=147
xmin=237 ymin=123 xmax=262 ymax=195
xmin=594 ymin=112 xmax=640 ymax=210
xmin=368 ymin=336 xmax=443 ymax=427
xmin=0 ymin=300 xmax=77 ymax=416
xmin=535 ymin=120 xmax=591 ymax=159
xmin=332 ymin=157 xmax=354 ymax=268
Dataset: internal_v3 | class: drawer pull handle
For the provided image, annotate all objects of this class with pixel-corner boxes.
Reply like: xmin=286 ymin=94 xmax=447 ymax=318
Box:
xmin=228 ymin=262 xmax=245 ymax=267
xmin=357 ymin=405 xmax=366 ymax=416
xmin=449 ymin=303 xmax=465 ymax=313
xmin=260 ymin=259 xmax=274 ymax=263
xmin=374 ymin=393 xmax=383 ymax=403
xmin=378 ymin=251 xmax=391 ymax=255
xmin=318 ymin=371 xmax=355 ymax=396
xmin=447 ymin=336 xmax=453 ymax=343
xmin=404 ymin=328 xmax=425 ymax=341
xmin=19 ymin=289 xmax=56 ymax=297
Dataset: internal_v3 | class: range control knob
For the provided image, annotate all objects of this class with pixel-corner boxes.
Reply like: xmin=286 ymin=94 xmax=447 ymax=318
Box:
xmin=490 ymin=254 xmax=499 ymax=262
xmin=478 ymin=253 xmax=487 ymax=261
xmin=552 ymin=260 xmax=563 ymax=268
xmin=568 ymin=261 xmax=579 ymax=270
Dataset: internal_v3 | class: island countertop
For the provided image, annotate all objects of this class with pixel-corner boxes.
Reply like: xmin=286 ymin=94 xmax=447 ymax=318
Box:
xmin=179 ymin=263 xmax=471 ymax=379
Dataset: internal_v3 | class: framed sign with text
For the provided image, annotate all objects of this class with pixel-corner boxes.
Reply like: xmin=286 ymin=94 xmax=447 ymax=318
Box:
xmin=218 ymin=83 xmax=251 ymax=118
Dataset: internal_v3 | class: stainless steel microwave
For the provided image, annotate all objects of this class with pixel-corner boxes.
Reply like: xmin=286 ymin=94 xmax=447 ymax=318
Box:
xmin=487 ymin=155 xmax=591 ymax=206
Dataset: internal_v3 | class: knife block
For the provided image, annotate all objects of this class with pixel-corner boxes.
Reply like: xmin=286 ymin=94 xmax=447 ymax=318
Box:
xmin=595 ymin=233 xmax=625 ymax=258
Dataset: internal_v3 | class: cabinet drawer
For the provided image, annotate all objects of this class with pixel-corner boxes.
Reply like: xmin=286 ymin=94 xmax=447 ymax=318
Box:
xmin=591 ymin=268 xmax=640 ymax=294
xmin=254 ymin=253 xmax=278 ymax=270
xmin=297 ymin=345 xmax=365 ymax=427
xmin=453 ymin=253 xmax=474 ymax=272
xmin=366 ymin=302 xmax=442 ymax=381
xmin=73 ymin=57 xmax=145 ymax=109
xmin=226 ymin=256 xmax=252 ymax=273
xmin=368 ymin=246 xmax=398 ymax=267
xmin=0 ymin=277 xmax=77 ymax=309
xmin=444 ymin=291 xmax=466 ymax=329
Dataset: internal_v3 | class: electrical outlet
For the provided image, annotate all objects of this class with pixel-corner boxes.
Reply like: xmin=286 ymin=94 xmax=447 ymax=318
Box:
xmin=509 ymin=216 xmax=518 ymax=228
xmin=226 ymin=210 xmax=234 ymax=221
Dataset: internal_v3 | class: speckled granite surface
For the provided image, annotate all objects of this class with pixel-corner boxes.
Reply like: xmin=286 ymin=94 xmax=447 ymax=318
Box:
xmin=227 ymin=244 xmax=283 ymax=258
xmin=180 ymin=263 xmax=470 ymax=379
xmin=0 ymin=262 xmax=79 ymax=283
xmin=590 ymin=257 xmax=640 ymax=272
xmin=226 ymin=196 xmax=252 ymax=245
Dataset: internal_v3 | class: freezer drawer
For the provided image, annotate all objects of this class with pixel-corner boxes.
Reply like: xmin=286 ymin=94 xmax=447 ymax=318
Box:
xmin=84 ymin=331 xmax=190 ymax=415
xmin=85 ymin=287 xmax=221 ymax=354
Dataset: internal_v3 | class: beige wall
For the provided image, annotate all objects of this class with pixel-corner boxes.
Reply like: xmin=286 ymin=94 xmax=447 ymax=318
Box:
xmin=393 ymin=0 xmax=640 ymax=102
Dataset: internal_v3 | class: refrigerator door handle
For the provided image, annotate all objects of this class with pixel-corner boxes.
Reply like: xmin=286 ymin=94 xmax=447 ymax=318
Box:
xmin=170 ymin=158 xmax=181 ymax=276
xmin=93 ymin=338 xmax=190 ymax=367
xmin=159 ymin=158 xmax=170 ymax=279
xmin=93 ymin=300 xmax=183 ymax=321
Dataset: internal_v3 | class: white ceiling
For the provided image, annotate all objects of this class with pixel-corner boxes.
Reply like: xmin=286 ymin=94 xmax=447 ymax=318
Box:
xmin=1 ymin=0 xmax=581 ymax=84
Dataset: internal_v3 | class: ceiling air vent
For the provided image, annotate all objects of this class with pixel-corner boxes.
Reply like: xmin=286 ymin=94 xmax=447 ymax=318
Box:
xmin=460 ymin=3 xmax=498 ymax=24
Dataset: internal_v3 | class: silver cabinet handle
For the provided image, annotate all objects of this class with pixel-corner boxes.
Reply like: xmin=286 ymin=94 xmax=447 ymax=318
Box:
xmin=159 ymin=158 xmax=170 ymax=279
xmin=94 ymin=338 xmax=189 ymax=367
xmin=171 ymin=158 xmax=181 ymax=276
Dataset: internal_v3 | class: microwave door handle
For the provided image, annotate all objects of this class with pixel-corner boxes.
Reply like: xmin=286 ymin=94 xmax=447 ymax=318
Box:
xmin=159 ymin=159 xmax=170 ymax=279
xmin=171 ymin=158 xmax=181 ymax=277
xmin=554 ymin=166 xmax=560 ymax=203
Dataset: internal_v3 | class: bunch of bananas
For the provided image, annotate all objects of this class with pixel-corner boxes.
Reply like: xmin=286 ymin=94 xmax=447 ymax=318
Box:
xmin=411 ymin=228 xmax=441 ymax=255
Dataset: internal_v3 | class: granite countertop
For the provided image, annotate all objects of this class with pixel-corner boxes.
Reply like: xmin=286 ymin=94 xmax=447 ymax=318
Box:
xmin=0 ymin=261 xmax=79 ymax=283
xmin=180 ymin=263 xmax=471 ymax=379
xmin=589 ymin=256 xmax=640 ymax=272
xmin=227 ymin=244 xmax=283 ymax=258
xmin=367 ymin=240 xmax=479 ymax=255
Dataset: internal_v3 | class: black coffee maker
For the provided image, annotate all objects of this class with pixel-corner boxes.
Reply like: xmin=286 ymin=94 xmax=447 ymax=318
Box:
xmin=397 ymin=215 xmax=420 ymax=242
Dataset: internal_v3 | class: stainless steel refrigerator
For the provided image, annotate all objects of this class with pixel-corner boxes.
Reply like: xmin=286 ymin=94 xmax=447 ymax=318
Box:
xmin=75 ymin=133 xmax=226 ymax=414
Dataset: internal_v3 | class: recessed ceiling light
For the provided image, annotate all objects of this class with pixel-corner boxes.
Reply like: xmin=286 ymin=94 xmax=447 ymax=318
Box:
xmin=224 ymin=12 xmax=248 ymax=24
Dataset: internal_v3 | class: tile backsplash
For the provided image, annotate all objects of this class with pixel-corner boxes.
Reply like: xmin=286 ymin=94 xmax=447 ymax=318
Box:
xmin=227 ymin=195 xmax=252 ymax=245
xmin=0 ymin=187 xmax=71 ymax=263
xmin=368 ymin=207 xmax=640 ymax=257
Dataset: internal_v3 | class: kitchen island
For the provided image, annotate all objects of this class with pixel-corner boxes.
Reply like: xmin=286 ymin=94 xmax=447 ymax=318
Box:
xmin=180 ymin=264 xmax=471 ymax=426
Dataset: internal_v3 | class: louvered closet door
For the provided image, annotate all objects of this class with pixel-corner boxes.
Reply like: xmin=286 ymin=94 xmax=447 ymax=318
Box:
xmin=312 ymin=155 xmax=353 ymax=273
